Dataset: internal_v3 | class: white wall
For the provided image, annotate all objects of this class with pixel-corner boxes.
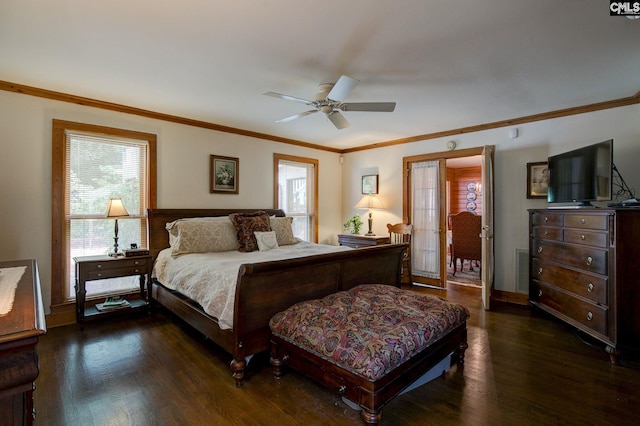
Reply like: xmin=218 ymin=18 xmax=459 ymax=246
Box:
xmin=1 ymin=87 xmax=637 ymax=312
xmin=0 ymin=90 xmax=343 ymax=313
xmin=342 ymin=104 xmax=640 ymax=293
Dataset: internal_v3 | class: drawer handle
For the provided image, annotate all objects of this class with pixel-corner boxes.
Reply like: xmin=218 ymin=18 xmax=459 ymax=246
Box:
xmin=544 ymin=217 xmax=549 ymax=223
xmin=586 ymin=312 xmax=593 ymax=321
xmin=97 ymin=273 xmax=102 ymax=277
xmin=134 ymin=269 xmax=140 ymax=273
xmin=134 ymin=261 xmax=140 ymax=265
xmin=538 ymin=267 xmax=543 ymax=275
xmin=537 ymin=246 xmax=543 ymax=253
xmin=580 ymin=234 xmax=585 ymax=240
xmin=587 ymin=283 xmax=594 ymax=292
xmin=538 ymin=290 xmax=543 ymax=297
xmin=586 ymin=256 xmax=593 ymax=266
xmin=543 ymin=230 xmax=548 ymax=236
xmin=580 ymin=218 xmax=586 ymax=224
xmin=97 ymin=264 xmax=102 ymax=268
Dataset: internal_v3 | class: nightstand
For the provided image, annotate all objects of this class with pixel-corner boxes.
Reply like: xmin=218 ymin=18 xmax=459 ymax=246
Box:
xmin=73 ymin=254 xmax=152 ymax=326
xmin=338 ymin=234 xmax=390 ymax=248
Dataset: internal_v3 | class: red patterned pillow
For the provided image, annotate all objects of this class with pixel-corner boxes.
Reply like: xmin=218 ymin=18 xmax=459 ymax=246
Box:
xmin=229 ymin=211 xmax=272 ymax=252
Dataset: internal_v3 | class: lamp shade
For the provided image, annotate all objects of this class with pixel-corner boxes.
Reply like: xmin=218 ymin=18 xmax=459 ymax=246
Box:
xmin=355 ymin=194 xmax=383 ymax=210
xmin=106 ymin=198 xmax=129 ymax=218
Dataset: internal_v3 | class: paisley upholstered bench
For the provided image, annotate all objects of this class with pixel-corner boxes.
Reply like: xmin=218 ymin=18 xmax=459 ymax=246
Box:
xmin=269 ymin=284 xmax=469 ymax=425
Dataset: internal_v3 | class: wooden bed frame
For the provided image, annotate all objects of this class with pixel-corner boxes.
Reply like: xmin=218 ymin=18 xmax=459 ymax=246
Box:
xmin=147 ymin=208 xmax=407 ymax=386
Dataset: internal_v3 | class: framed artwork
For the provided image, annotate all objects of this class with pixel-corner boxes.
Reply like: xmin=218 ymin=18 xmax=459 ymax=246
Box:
xmin=210 ymin=155 xmax=239 ymax=194
xmin=527 ymin=161 xmax=548 ymax=199
xmin=361 ymin=174 xmax=379 ymax=194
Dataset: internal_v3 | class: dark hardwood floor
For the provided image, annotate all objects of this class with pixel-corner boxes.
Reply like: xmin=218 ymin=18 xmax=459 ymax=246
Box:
xmin=35 ymin=284 xmax=640 ymax=425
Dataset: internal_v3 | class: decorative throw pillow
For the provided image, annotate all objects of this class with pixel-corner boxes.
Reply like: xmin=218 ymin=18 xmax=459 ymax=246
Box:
xmin=229 ymin=211 xmax=272 ymax=252
xmin=254 ymin=231 xmax=279 ymax=252
xmin=166 ymin=218 xmax=239 ymax=256
xmin=269 ymin=216 xmax=298 ymax=246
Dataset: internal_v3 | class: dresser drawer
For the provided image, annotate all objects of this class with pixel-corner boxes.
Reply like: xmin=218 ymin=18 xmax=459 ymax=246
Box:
xmin=532 ymin=258 xmax=607 ymax=305
xmin=532 ymin=239 xmax=607 ymax=275
xmin=532 ymin=226 xmax=562 ymax=242
xmin=564 ymin=214 xmax=608 ymax=230
xmin=531 ymin=282 xmax=607 ymax=336
xmin=531 ymin=212 xmax=563 ymax=227
xmin=563 ymin=229 xmax=608 ymax=248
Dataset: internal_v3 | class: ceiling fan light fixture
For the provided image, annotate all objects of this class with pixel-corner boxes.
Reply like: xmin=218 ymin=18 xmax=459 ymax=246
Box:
xmin=264 ymin=74 xmax=395 ymax=130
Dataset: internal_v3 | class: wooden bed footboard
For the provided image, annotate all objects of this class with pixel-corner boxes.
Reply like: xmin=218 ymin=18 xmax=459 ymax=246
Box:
xmin=232 ymin=243 xmax=407 ymax=358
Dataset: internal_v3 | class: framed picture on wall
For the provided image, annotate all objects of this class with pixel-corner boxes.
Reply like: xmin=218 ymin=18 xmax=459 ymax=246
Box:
xmin=210 ymin=155 xmax=239 ymax=194
xmin=527 ymin=161 xmax=548 ymax=199
xmin=361 ymin=174 xmax=379 ymax=194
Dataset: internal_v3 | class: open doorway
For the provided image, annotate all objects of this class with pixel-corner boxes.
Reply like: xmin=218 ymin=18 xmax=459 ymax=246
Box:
xmin=403 ymin=146 xmax=494 ymax=309
xmin=445 ymin=156 xmax=482 ymax=288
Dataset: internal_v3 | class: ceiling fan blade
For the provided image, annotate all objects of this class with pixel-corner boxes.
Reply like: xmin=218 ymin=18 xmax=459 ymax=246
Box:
xmin=275 ymin=109 xmax=318 ymax=123
xmin=327 ymin=111 xmax=350 ymax=129
xmin=263 ymin=91 xmax=315 ymax=105
xmin=340 ymin=102 xmax=396 ymax=112
xmin=327 ymin=75 xmax=359 ymax=101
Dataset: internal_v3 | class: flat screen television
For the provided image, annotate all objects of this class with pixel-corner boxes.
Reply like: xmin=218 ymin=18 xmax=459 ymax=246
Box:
xmin=547 ymin=139 xmax=613 ymax=206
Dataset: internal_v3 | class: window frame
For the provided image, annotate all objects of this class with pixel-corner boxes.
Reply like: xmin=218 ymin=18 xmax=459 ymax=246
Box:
xmin=273 ymin=153 xmax=318 ymax=243
xmin=51 ymin=120 xmax=157 ymax=308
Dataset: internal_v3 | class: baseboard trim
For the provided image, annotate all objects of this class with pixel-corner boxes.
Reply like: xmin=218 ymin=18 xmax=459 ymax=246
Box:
xmin=492 ymin=289 xmax=529 ymax=305
xmin=47 ymin=303 xmax=76 ymax=328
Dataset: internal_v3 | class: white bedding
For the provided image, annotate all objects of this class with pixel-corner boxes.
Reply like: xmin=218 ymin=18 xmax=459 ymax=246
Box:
xmin=152 ymin=241 xmax=352 ymax=330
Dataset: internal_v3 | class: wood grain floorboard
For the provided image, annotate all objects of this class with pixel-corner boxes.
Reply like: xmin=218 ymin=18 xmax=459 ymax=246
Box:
xmin=34 ymin=284 xmax=640 ymax=425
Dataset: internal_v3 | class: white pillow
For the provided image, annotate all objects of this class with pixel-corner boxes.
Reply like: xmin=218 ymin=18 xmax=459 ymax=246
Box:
xmin=254 ymin=231 xmax=279 ymax=252
xmin=269 ymin=216 xmax=297 ymax=246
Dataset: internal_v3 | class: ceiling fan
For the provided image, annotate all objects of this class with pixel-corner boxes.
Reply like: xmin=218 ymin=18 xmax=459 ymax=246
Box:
xmin=263 ymin=75 xmax=396 ymax=129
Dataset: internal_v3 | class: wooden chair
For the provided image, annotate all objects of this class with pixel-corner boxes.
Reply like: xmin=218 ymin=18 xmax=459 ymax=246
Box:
xmin=449 ymin=211 xmax=481 ymax=276
xmin=387 ymin=223 xmax=413 ymax=285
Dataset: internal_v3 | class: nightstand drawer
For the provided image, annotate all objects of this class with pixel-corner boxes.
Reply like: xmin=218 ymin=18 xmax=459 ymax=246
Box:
xmin=82 ymin=257 xmax=148 ymax=272
xmin=87 ymin=265 xmax=147 ymax=280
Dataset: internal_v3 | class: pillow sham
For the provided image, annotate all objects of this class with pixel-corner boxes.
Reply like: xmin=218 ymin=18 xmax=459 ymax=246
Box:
xmin=254 ymin=231 xmax=279 ymax=252
xmin=269 ymin=216 xmax=298 ymax=246
xmin=229 ymin=211 xmax=272 ymax=252
xmin=166 ymin=217 xmax=239 ymax=256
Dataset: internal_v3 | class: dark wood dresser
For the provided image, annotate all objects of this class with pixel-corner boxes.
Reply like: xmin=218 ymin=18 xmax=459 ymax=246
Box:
xmin=528 ymin=208 xmax=640 ymax=363
xmin=0 ymin=259 xmax=46 ymax=425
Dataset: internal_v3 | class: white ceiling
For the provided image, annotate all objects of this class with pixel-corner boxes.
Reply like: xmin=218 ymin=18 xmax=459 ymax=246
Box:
xmin=1 ymin=1 xmax=638 ymax=151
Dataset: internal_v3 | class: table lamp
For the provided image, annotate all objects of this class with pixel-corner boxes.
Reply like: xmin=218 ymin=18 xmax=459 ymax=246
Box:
xmin=106 ymin=198 xmax=129 ymax=257
xmin=355 ymin=194 xmax=383 ymax=236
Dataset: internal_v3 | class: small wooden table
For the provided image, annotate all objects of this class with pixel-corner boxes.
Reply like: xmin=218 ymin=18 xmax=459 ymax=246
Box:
xmin=338 ymin=233 xmax=389 ymax=248
xmin=0 ymin=259 xmax=46 ymax=426
xmin=73 ymin=255 xmax=152 ymax=326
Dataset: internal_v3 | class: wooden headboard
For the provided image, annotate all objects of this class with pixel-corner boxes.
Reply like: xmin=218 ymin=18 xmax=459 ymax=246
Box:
xmin=146 ymin=208 xmax=286 ymax=260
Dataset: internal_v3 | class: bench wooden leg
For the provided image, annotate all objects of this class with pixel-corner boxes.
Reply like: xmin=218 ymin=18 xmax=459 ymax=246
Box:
xmin=454 ymin=340 xmax=469 ymax=366
xmin=360 ymin=408 xmax=382 ymax=425
xmin=230 ymin=358 xmax=246 ymax=387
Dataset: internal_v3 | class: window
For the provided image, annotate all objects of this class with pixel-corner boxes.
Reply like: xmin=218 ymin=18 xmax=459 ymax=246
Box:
xmin=273 ymin=154 xmax=318 ymax=242
xmin=52 ymin=120 xmax=157 ymax=305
